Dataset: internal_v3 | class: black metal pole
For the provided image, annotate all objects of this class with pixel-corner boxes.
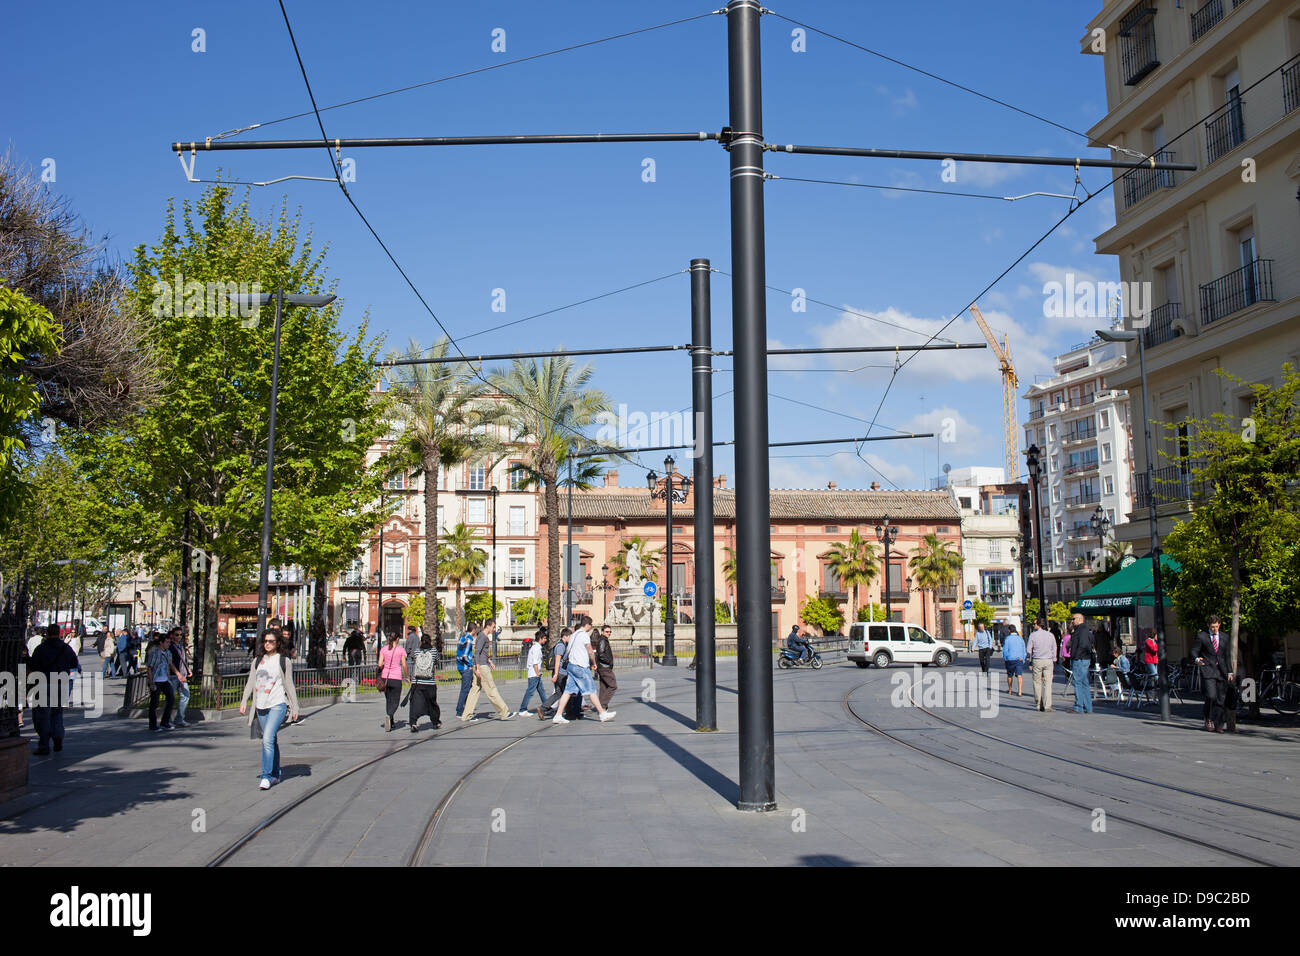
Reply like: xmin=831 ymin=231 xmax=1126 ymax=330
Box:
xmin=882 ymin=527 xmax=892 ymax=620
xmin=691 ymin=258 xmax=717 ymax=731
xmin=256 ymin=289 xmax=284 ymax=642
xmin=768 ymin=142 xmax=1196 ymax=171
xmin=377 ymin=488 xmax=384 ymax=654
xmin=728 ymin=0 xmax=775 ymax=812
xmin=566 ymin=457 xmax=574 ymax=628
xmin=663 ymin=466 xmax=677 ymax=667
xmin=175 ymin=131 xmax=722 ymax=152
xmin=1032 ymin=476 xmax=1045 ymax=620
xmin=1134 ymin=335 xmax=1170 ymax=721
xmin=491 ymin=486 xmax=498 ymax=626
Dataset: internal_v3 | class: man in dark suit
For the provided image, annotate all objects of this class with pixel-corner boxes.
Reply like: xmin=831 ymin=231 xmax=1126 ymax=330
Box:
xmin=1068 ymin=612 xmax=1095 ymax=713
xmin=1194 ymin=615 xmax=1232 ymax=732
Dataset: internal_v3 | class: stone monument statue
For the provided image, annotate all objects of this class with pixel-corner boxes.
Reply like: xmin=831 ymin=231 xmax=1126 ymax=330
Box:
xmin=625 ymin=544 xmax=644 ymax=589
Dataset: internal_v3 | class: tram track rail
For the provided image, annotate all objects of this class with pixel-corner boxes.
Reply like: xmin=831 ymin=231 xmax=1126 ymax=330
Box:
xmin=841 ymin=677 xmax=1294 ymax=867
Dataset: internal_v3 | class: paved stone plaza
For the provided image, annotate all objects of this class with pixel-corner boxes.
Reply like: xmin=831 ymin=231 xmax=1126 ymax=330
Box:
xmin=3 ymin=649 xmax=1298 ymax=867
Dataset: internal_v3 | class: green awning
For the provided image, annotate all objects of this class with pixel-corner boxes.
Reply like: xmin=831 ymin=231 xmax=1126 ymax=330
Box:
xmin=1074 ymin=554 xmax=1180 ymax=614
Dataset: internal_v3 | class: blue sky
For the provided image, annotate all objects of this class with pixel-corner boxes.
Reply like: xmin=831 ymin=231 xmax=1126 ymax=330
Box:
xmin=6 ymin=0 xmax=1122 ymax=490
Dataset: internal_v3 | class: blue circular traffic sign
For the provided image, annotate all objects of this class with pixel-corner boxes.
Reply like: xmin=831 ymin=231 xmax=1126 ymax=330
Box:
xmin=962 ymin=600 xmax=973 ymax=610
xmin=643 ymin=581 xmax=658 ymax=597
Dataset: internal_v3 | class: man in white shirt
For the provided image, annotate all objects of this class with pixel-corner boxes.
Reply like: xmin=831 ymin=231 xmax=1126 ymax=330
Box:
xmin=551 ymin=616 xmax=615 ymax=724
xmin=518 ymin=627 xmax=550 ymax=717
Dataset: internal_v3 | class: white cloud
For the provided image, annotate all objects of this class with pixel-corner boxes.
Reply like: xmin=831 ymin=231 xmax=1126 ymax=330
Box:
xmin=901 ymin=406 xmax=987 ymax=458
xmin=1024 ymin=261 xmax=1125 ymax=333
xmin=874 ymin=84 xmax=920 ymax=115
xmin=956 ymin=161 xmax=1023 ymax=189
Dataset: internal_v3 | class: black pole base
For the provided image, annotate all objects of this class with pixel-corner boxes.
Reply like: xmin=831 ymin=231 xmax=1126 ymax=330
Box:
xmin=694 ymin=725 xmax=719 ymax=733
xmin=661 ymin=654 xmax=678 ymax=667
xmin=737 ymin=800 xmax=778 ymax=812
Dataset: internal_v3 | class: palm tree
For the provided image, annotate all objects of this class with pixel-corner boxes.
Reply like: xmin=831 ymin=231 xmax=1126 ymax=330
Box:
xmin=824 ymin=529 xmax=879 ymax=617
xmin=608 ymin=535 xmax=662 ymax=584
xmin=491 ymin=355 xmax=611 ymax=630
xmin=438 ymin=522 xmax=488 ymax=631
xmin=1089 ymin=539 xmax=1134 ymax=586
xmin=908 ymin=533 xmax=964 ymax=634
xmin=384 ymin=337 xmax=504 ymax=641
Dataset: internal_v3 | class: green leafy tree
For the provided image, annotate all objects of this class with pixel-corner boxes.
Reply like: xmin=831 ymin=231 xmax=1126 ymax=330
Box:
xmin=1161 ymin=365 xmax=1300 ymax=694
xmin=824 ymin=529 xmax=879 ymax=617
xmin=0 ymin=286 xmax=61 ymax=528
xmin=464 ymin=592 xmax=503 ymax=623
xmin=856 ymin=603 xmax=888 ymax=622
xmin=385 ymin=336 xmax=506 ymax=643
xmin=1024 ymin=598 xmax=1041 ymax=624
xmin=491 ymin=355 xmax=610 ymax=632
xmin=1047 ymin=601 xmax=1072 ymax=627
xmin=401 ymin=593 xmax=446 ymax=631
xmin=510 ymin=596 xmax=547 ymax=625
xmin=84 ymin=184 xmax=389 ymax=681
xmin=799 ymin=595 xmax=844 ymax=635
xmin=973 ymin=600 xmax=995 ymax=628
xmin=438 ymin=522 xmax=488 ymax=631
xmin=714 ymin=599 xmax=732 ymax=624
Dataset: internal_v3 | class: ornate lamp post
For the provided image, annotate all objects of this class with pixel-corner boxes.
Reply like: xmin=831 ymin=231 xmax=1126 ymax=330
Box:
xmin=1089 ymin=502 xmax=1111 ymax=571
xmin=647 ymin=456 xmax=691 ymax=665
xmin=600 ymin=563 xmax=610 ymax=619
xmin=874 ymin=514 xmax=900 ymax=620
xmin=1026 ymin=444 xmax=1046 ymax=618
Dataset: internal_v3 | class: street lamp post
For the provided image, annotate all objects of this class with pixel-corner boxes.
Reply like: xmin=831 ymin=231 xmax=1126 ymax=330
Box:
xmin=600 ymin=563 xmax=610 ymax=619
xmin=647 ymin=456 xmax=691 ymax=666
xmin=1026 ymin=445 xmax=1047 ymax=619
xmin=1096 ymin=326 xmax=1170 ymax=721
xmin=1090 ymin=503 xmax=1111 ymax=572
xmin=874 ymin=515 xmax=900 ymax=620
xmin=231 ymin=289 xmax=337 ymax=644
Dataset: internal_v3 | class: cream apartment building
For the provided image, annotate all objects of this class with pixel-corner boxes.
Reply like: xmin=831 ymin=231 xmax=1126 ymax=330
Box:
xmin=1083 ymin=0 xmax=1300 ymax=565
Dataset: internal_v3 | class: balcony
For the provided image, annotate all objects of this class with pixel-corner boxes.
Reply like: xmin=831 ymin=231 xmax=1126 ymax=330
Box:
xmin=1064 ymin=458 xmax=1099 ymax=476
xmin=1118 ymin=5 xmax=1159 ymax=86
xmin=1205 ymin=99 xmax=1247 ymax=164
xmin=1122 ymin=149 xmax=1178 ymax=208
xmin=1286 ymin=58 xmax=1300 ymax=115
xmin=936 ymin=587 xmax=960 ymax=603
xmin=1134 ymin=461 xmax=1209 ymax=509
xmin=1142 ymin=302 xmax=1183 ymax=348
xmin=1066 ymin=393 xmax=1095 ymax=409
xmin=1191 ymin=0 xmax=1248 ymax=42
xmin=1062 ymin=423 xmax=1097 ymax=445
xmin=770 ymin=585 xmax=787 ymax=602
xmin=1028 ymin=407 xmax=1046 ymax=421
xmin=340 ymin=572 xmax=363 ymax=587
xmin=1066 ymin=525 xmax=1094 ymax=541
xmin=819 ymin=589 xmax=847 ymax=601
xmin=1199 ymin=259 xmax=1274 ymax=325
xmin=1064 ymin=491 xmax=1101 ymax=509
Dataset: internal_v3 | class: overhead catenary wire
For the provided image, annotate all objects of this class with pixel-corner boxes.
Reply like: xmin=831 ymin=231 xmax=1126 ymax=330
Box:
xmin=212 ymin=10 xmax=720 ymax=140
xmin=766 ymin=173 xmax=1087 ymax=203
xmin=273 ymin=1 xmax=655 ymax=475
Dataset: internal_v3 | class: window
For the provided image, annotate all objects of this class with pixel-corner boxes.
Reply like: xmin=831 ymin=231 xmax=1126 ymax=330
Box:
xmin=887 ymin=564 xmax=903 ymax=593
xmin=907 ymin=626 xmax=933 ymax=645
xmin=508 ymin=463 xmax=528 ymax=491
xmin=509 ymin=506 xmax=527 ymax=536
xmin=1055 ymin=519 xmax=1063 ymax=533
xmin=509 ymin=558 xmax=526 ymax=587
xmin=1104 ymin=476 xmax=1114 ymax=496
xmin=1101 ymin=443 xmax=1112 ymax=463
xmin=468 ymin=462 xmax=487 ymax=491
xmin=868 ymin=624 xmax=890 ymax=644
xmin=988 ymin=540 xmax=1003 ymax=562
xmin=474 ymin=551 xmax=489 ymax=587
xmin=384 ymin=554 xmax=403 ymax=587
xmin=436 ymin=505 xmax=444 ymax=532
xmin=936 ymin=526 xmax=950 ymax=534
xmin=980 ymin=570 xmax=1014 ymax=604
xmin=990 ymin=494 xmax=1018 ymax=516
xmin=958 ymin=497 xmax=972 ymax=509
xmin=387 ymin=472 xmax=405 ymax=490
xmin=1099 ymin=410 xmax=1109 ymax=429
xmin=824 ymin=566 xmax=843 ymax=593
xmin=467 ymin=498 xmax=487 ymax=524
xmin=824 ymin=526 xmax=839 ymax=533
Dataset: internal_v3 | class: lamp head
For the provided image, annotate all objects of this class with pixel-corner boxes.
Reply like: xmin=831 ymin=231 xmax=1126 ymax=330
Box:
xmin=646 ymin=470 xmax=658 ymax=492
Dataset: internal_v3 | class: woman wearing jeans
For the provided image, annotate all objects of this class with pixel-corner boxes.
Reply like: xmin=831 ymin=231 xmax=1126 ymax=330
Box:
xmin=239 ymin=630 xmax=299 ymax=790
xmin=145 ymin=636 xmax=175 ymax=732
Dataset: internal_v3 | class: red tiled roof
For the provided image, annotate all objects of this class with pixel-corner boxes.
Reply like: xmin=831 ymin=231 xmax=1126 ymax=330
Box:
xmin=542 ymin=488 xmax=959 ymax=521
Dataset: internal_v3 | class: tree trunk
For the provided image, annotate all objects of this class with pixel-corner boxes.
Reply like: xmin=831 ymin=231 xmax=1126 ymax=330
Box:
xmin=544 ymin=467 xmax=561 ymax=632
xmin=310 ymin=573 xmax=327 ymax=666
xmin=424 ymin=448 xmax=441 ymax=640
xmin=457 ymin=584 xmax=464 ymax=631
xmin=202 ymin=552 xmax=220 ymax=694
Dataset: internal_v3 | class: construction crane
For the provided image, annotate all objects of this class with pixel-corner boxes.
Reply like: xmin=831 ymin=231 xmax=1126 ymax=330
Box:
xmin=969 ymin=304 xmax=1019 ymax=480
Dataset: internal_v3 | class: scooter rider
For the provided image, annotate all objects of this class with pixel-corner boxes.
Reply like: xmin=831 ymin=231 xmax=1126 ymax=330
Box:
xmin=788 ymin=625 xmax=812 ymax=663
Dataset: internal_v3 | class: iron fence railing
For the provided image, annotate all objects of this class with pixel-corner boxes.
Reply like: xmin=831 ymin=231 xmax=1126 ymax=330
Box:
xmin=1285 ymin=57 xmax=1300 ymax=114
xmin=1133 ymin=461 xmax=1210 ymax=509
xmin=1143 ymin=301 xmax=1183 ymax=348
xmin=1205 ymin=98 xmax=1247 ymax=164
xmin=1190 ymin=0 xmax=1225 ymax=41
xmin=1065 ymin=491 xmax=1101 ymax=508
xmin=1200 ymin=259 xmax=1274 ymax=325
xmin=1122 ymin=149 xmax=1177 ymax=207
xmin=1119 ymin=5 xmax=1160 ymax=85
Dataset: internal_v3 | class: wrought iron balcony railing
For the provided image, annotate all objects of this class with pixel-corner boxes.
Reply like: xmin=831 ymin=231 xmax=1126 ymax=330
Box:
xmin=1206 ymin=98 xmax=1247 ymax=164
xmin=1119 ymin=5 xmax=1160 ymax=86
xmin=1062 ymin=423 xmax=1098 ymax=444
xmin=1065 ymin=491 xmax=1101 ymax=508
xmin=1191 ymin=0 xmax=1247 ymax=42
xmin=1286 ymin=57 xmax=1300 ymax=115
xmin=1067 ymin=393 xmax=1096 ymax=409
xmin=1142 ymin=302 xmax=1183 ymax=348
xmin=1133 ymin=461 xmax=1209 ymax=509
xmin=1122 ymin=149 xmax=1177 ymax=207
xmin=1199 ymin=259 xmax=1274 ymax=325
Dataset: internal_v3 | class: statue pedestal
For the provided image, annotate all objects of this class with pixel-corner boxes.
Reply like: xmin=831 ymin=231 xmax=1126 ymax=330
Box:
xmin=605 ymin=587 xmax=661 ymax=627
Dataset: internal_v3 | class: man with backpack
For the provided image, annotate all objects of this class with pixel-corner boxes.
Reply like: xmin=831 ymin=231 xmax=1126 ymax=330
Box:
xmin=455 ymin=625 xmax=476 ymax=719
xmin=540 ymin=627 xmax=571 ymax=719
xmin=550 ymin=616 xmax=615 ymax=725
